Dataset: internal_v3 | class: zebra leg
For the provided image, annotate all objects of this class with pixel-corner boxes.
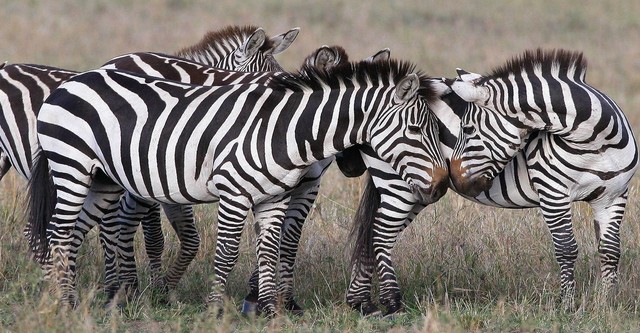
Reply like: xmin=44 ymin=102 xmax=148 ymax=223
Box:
xmin=161 ymin=204 xmax=200 ymax=290
xmin=346 ymin=174 xmax=381 ymax=315
xmin=244 ymin=164 xmax=328 ymax=316
xmin=539 ymin=198 xmax=578 ymax=309
xmin=276 ymin=189 xmax=316 ymax=315
xmin=592 ymin=190 xmax=627 ymax=298
xmin=372 ymin=192 xmax=419 ymax=316
xmin=206 ymin=196 xmax=251 ymax=315
xmin=45 ymin=173 xmax=95 ymax=307
xmin=252 ymin=196 xmax=290 ymax=317
xmin=116 ymin=192 xmax=161 ymax=295
xmin=83 ymin=182 xmax=127 ymax=302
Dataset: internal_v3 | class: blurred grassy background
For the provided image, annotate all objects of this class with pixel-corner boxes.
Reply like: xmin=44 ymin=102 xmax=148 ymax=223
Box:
xmin=1 ymin=0 xmax=640 ymax=332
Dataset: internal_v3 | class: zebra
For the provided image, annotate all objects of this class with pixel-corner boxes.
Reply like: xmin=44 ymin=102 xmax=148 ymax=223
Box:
xmin=338 ymin=49 xmax=638 ymax=315
xmin=109 ymin=46 xmax=390 ymax=312
xmin=448 ymin=48 xmax=638 ymax=307
xmin=28 ymin=59 xmax=446 ymax=316
xmin=0 ymin=25 xmax=298 ymax=298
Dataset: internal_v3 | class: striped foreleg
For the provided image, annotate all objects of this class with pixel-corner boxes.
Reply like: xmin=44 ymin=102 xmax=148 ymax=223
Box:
xmin=370 ymin=178 xmax=421 ymax=315
xmin=206 ymin=196 xmax=251 ymax=313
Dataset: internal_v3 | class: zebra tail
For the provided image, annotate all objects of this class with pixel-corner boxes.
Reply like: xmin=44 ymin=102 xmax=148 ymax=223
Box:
xmin=27 ymin=151 xmax=55 ymax=264
xmin=349 ymin=173 xmax=380 ymax=269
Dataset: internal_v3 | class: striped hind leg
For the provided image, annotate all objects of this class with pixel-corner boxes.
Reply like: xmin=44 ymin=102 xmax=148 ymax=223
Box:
xmin=160 ymin=204 xmax=200 ymax=290
xmin=115 ymin=192 xmax=161 ymax=294
xmin=244 ymin=187 xmax=316 ymax=315
xmin=72 ymin=184 xmax=125 ymax=300
xmin=538 ymin=197 xmax=578 ymax=308
xmin=251 ymin=195 xmax=290 ymax=316
xmin=592 ymin=190 xmax=628 ymax=296
xmin=46 ymin=170 xmax=119 ymax=306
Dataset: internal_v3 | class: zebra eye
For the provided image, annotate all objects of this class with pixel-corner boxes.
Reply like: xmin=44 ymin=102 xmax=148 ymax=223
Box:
xmin=462 ymin=125 xmax=476 ymax=136
xmin=408 ymin=125 xmax=422 ymax=134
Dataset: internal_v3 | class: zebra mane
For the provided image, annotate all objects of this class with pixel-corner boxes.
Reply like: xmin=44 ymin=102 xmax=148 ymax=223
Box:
xmin=481 ymin=48 xmax=588 ymax=84
xmin=174 ymin=25 xmax=275 ymax=58
xmin=273 ymin=59 xmax=440 ymax=104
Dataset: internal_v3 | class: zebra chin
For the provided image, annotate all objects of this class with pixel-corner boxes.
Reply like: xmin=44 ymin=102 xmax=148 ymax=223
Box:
xmin=409 ymin=167 xmax=449 ymax=205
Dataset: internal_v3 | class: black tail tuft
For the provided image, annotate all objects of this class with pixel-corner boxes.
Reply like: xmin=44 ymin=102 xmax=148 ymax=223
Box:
xmin=27 ymin=151 xmax=56 ymax=264
xmin=349 ymin=173 xmax=380 ymax=269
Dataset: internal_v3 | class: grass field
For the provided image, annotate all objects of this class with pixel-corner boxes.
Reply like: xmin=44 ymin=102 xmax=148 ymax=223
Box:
xmin=1 ymin=0 xmax=640 ymax=332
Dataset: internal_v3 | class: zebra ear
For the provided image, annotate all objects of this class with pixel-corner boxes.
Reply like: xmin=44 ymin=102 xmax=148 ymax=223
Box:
xmin=430 ymin=78 xmax=452 ymax=97
xmin=394 ymin=73 xmax=420 ymax=103
xmin=456 ymin=68 xmax=484 ymax=83
xmin=310 ymin=45 xmax=337 ymax=70
xmin=269 ymin=27 xmax=300 ymax=55
xmin=366 ymin=48 xmax=390 ymax=63
xmin=450 ymin=79 xmax=489 ymax=103
xmin=241 ymin=28 xmax=267 ymax=57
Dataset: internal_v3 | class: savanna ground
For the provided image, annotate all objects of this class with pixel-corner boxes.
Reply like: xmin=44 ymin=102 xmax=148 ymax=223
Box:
xmin=1 ymin=1 xmax=640 ymax=332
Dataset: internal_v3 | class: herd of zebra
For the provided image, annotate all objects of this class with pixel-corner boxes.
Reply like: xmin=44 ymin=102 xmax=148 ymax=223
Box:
xmin=0 ymin=25 xmax=636 ymax=318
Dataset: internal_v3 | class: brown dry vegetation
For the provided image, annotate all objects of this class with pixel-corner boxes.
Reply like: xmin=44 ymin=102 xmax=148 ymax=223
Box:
xmin=1 ymin=0 xmax=640 ymax=332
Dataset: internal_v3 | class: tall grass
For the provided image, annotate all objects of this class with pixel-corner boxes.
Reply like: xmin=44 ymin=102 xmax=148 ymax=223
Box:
xmin=1 ymin=0 xmax=640 ymax=331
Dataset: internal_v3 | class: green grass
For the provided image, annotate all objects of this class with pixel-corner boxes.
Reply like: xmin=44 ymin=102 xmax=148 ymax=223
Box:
xmin=2 ymin=0 xmax=640 ymax=332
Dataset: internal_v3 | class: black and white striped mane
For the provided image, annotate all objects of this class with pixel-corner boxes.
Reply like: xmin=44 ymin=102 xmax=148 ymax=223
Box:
xmin=174 ymin=25 xmax=275 ymax=57
xmin=481 ymin=48 xmax=588 ymax=84
xmin=273 ymin=59 xmax=439 ymax=104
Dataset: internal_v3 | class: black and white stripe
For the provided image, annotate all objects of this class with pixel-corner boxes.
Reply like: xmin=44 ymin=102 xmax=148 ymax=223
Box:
xmin=28 ymin=59 xmax=444 ymax=316
xmin=1 ymin=25 xmax=297 ymax=298
xmin=339 ymin=49 xmax=638 ymax=315
xmin=449 ymin=49 xmax=638 ymax=306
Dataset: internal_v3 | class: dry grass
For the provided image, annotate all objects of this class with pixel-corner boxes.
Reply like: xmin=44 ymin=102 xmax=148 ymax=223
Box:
xmin=1 ymin=0 xmax=640 ymax=332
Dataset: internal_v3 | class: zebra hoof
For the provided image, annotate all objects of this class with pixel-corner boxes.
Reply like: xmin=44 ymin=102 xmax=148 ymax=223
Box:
xmin=352 ymin=302 xmax=382 ymax=317
xmin=382 ymin=305 xmax=404 ymax=319
xmin=285 ymin=299 xmax=304 ymax=316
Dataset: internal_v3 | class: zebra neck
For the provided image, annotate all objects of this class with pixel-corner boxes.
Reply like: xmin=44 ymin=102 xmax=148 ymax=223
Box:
xmin=175 ymin=48 xmax=223 ymax=68
xmin=279 ymin=90 xmax=367 ymax=166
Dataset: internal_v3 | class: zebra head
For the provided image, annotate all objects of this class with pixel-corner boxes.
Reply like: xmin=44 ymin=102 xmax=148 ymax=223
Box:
xmin=175 ymin=25 xmax=299 ymax=72
xmin=366 ymin=66 xmax=449 ymax=205
xmin=448 ymin=97 xmax=530 ymax=197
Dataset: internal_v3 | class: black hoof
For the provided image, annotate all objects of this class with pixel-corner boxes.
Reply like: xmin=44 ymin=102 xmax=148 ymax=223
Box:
xmin=382 ymin=302 xmax=404 ymax=317
xmin=285 ymin=299 xmax=304 ymax=316
xmin=351 ymin=301 xmax=382 ymax=317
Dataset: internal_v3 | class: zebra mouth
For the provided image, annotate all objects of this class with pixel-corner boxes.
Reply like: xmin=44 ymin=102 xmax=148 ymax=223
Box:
xmin=450 ymin=172 xmax=493 ymax=198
